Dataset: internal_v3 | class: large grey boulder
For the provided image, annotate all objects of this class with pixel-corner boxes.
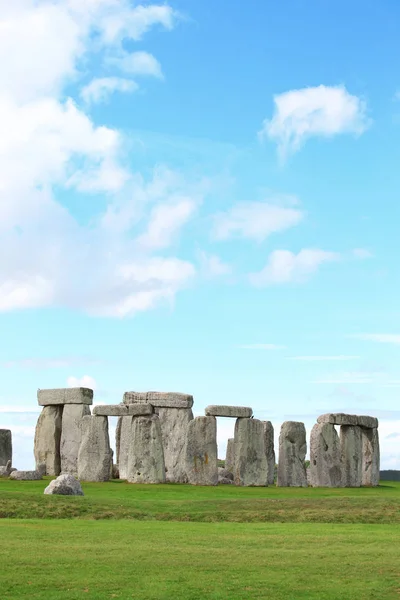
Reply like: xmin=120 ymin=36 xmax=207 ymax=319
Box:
xmin=317 ymin=413 xmax=378 ymax=429
xmin=77 ymin=416 xmax=111 ymax=482
xmin=205 ymin=405 xmax=253 ymax=418
xmin=340 ymin=425 xmax=362 ymax=487
xmin=277 ymin=421 xmax=307 ymax=487
xmin=225 ymin=438 xmax=235 ymax=472
xmin=127 ymin=414 xmax=166 ymax=484
xmin=234 ymin=418 xmax=268 ymax=486
xmin=185 ymin=416 xmax=218 ymax=485
xmin=38 ymin=387 xmax=93 ymax=406
xmin=309 ymin=422 xmax=342 ymax=487
xmin=263 ymin=421 xmax=275 ymax=485
xmin=60 ymin=404 xmax=91 ymax=476
xmin=218 ymin=467 xmax=233 ymax=482
xmin=10 ymin=469 xmax=42 ymax=480
xmin=117 ymin=416 xmax=133 ymax=480
xmin=44 ymin=474 xmax=84 ymax=496
xmin=34 ymin=405 xmax=63 ymax=476
xmin=155 ymin=407 xmax=193 ymax=483
xmin=0 ymin=460 xmax=12 ymax=477
xmin=0 ymin=429 xmax=12 ymax=466
xmin=361 ymin=427 xmax=380 ymax=486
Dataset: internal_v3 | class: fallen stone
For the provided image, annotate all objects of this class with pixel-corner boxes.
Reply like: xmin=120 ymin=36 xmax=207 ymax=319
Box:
xmin=219 ymin=477 xmax=235 ymax=485
xmin=0 ymin=429 xmax=12 ymax=466
xmin=317 ymin=413 xmax=378 ymax=429
xmin=309 ymin=423 xmax=342 ymax=487
xmin=205 ymin=405 xmax=253 ymax=418
xmin=234 ymin=418 xmax=268 ymax=486
xmin=77 ymin=415 xmax=111 ymax=482
xmin=340 ymin=425 xmax=363 ymax=487
xmin=0 ymin=460 xmax=12 ymax=477
xmin=60 ymin=404 xmax=91 ymax=476
xmin=361 ymin=427 xmax=380 ymax=486
xmin=263 ymin=421 xmax=275 ymax=485
xmin=38 ymin=387 xmax=93 ymax=406
xmin=10 ymin=469 xmax=42 ymax=480
xmin=127 ymin=414 xmax=166 ymax=484
xmin=123 ymin=391 xmax=193 ymax=409
xmin=93 ymin=404 xmax=128 ymax=417
xmin=155 ymin=407 xmax=193 ymax=483
xmin=218 ymin=467 xmax=233 ymax=481
xmin=185 ymin=416 xmax=218 ymax=485
xmin=277 ymin=421 xmax=307 ymax=487
xmin=225 ymin=438 xmax=235 ymax=473
xmin=44 ymin=474 xmax=84 ymax=496
xmin=34 ymin=405 xmax=63 ymax=476
xmin=117 ymin=416 xmax=133 ymax=480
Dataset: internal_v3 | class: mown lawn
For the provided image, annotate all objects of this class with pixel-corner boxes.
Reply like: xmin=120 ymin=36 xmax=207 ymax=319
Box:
xmin=0 ymin=480 xmax=399 ymax=599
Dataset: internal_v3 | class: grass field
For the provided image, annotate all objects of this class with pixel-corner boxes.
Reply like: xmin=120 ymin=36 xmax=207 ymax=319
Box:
xmin=0 ymin=479 xmax=399 ymax=599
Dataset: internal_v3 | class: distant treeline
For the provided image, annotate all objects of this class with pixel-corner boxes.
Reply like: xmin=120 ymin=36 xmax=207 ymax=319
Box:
xmin=380 ymin=470 xmax=400 ymax=481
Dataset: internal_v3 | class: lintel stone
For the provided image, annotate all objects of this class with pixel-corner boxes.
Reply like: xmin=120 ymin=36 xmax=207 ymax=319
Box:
xmin=123 ymin=391 xmax=193 ymax=409
xmin=205 ymin=405 xmax=253 ymax=418
xmin=317 ymin=413 xmax=378 ymax=429
xmin=93 ymin=405 xmax=129 ymax=417
xmin=38 ymin=388 xmax=93 ymax=406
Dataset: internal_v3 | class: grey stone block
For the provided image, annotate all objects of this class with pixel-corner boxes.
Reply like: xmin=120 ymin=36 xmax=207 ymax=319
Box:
xmin=155 ymin=407 xmax=193 ymax=483
xmin=128 ymin=404 xmax=153 ymax=416
xmin=127 ymin=414 xmax=166 ymax=484
xmin=317 ymin=413 xmax=378 ymax=429
xmin=205 ymin=405 xmax=253 ymax=418
xmin=361 ymin=427 xmax=380 ymax=486
xmin=38 ymin=387 xmax=93 ymax=406
xmin=44 ymin=474 xmax=84 ymax=496
xmin=93 ymin=404 xmax=128 ymax=417
xmin=225 ymin=438 xmax=235 ymax=473
xmin=10 ymin=469 xmax=42 ymax=480
xmin=0 ymin=429 xmax=12 ymax=466
xmin=60 ymin=404 xmax=91 ymax=476
xmin=309 ymin=422 xmax=342 ymax=487
xmin=0 ymin=461 xmax=12 ymax=477
xmin=340 ymin=425 xmax=363 ymax=487
xmin=123 ymin=391 xmax=193 ymax=408
xmin=77 ymin=415 xmax=111 ymax=482
xmin=277 ymin=421 xmax=307 ymax=487
xmin=34 ymin=405 xmax=62 ymax=476
xmin=263 ymin=421 xmax=276 ymax=485
xmin=117 ymin=416 xmax=133 ymax=480
xmin=234 ymin=418 xmax=268 ymax=486
xmin=185 ymin=416 xmax=218 ymax=486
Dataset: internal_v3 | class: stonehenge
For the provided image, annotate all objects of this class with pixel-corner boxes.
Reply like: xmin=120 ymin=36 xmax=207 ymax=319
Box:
xmin=8 ymin=387 xmax=377 ymax=489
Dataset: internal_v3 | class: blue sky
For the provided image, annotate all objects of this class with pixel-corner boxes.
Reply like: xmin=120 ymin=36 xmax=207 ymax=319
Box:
xmin=1 ymin=0 xmax=400 ymax=470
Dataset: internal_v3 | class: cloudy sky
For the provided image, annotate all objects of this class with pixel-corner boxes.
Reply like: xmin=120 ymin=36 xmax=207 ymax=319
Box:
xmin=1 ymin=0 xmax=400 ymax=470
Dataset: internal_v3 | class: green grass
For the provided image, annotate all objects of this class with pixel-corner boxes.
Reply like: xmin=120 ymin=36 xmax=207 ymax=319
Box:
xmin=0 ymin=480 xmax=399 ymax=599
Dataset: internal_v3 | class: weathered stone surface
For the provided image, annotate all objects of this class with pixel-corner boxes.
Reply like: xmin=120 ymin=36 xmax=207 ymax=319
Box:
xmin=219 ymin=477 xmax=235 ymax=485
xmin=309 ymin=423 xmax=342 ymax=487
xmin=60 ymin=404 xmax=91 ymax=476
xmin=185 ymin=416 xmax=218 ymax=485
xmin=361 ymin=427 xmax=380 ymax=486
xmin=34 ymin=405 xmax=62 ymax=476
xmin=77 ymin=415 xmax=111 ymax=482
xmin=225 ymin=438 xmax=235 ymax=473
xmin=317 ymin=413 xmax=378 ymax=429
xmin=112 ymin=464 xmax=119 ymax=479
xmin=205 ymin=405 xmax=253 ymax=418
xmin=44 ymin=474 xmax=84 ymax=496
xmin=155 ymin=407 xmax=193 ymax=483
xmin=0 ymin=461 xmax=12 ymax=477
xmin=218 ymin=467 xmax=233 ymax=481
xmin=117 ymin=416 xmax=133 ymax=480
xmin=127 ymin=415 xmax=166 ymax=484
xmin=277 ymin=422 xmax=307 ymax=487
xmin=38 ymin=387 xmax=93 ymax=406
xmin=10 ymin=469 xmax=42 ymax=480
xmin=234 ymin=418 xmax=268 ymax=486
xmin=128 ymin=404 xmax=153 ymax=416
xmin=340 ymin=425 xmax=362 ymax=487
xmin=263 ymin=421 xmax=275 ymax=485
xmin=0 ymin=429 xmax=12 ymax=466
xmin=93 ymin=404 xmax=128 ymax=417
xmin=123 ymin=391 xmax=193 ymax=408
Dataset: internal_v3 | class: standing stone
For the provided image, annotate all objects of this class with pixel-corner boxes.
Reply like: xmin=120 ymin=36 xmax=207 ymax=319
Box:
xmin=77 ymin=416 xmax=111 ymax=482
xmin=361 ymin=427 xmax=380 ymax=487
xmin=117 ymin=416 xmax=133 ymax=480
xmin=115 ymin=417 xmax=122 ymax=466
xmin=309 ymin=422 xmax=342 ymax=487
xmin=225 ymin=438 xmax=235 ymax=473
xmin=234 ymin=418 xmax=268 ymax=486
xmin=277 ymin=421 xmax=307 ymax=487
xmin=0 ymin=429 xmax=12 ymax=466
xmin=34 ymin=405 xmax=63 ymax=475
xmin=60 ymin=404 xmax=91 ymax=476
xmin=127 ymin=415 xmax=166 ymax=484
xmin=185 ymin=416 xmax=218 ymax=486
xmin=263 ymin=421 xmax=275 ymax=485
xmin=340 ymin=425 xmax=362 ymax=487
xmin=155 ymin=407 xmax=193 ymax=483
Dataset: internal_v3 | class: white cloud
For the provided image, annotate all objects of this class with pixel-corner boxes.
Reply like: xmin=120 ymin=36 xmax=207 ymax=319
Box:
xmin=289 ymin=356 xmax=360 ymax=361
xmin=352 ymin=248 xmax=373 ymax=259
xmin=137 ymin=197 xmax=198 ymax=250
xmin=198 ymin=252 xmax=232 ymax=278
xmin=213 ymin=196 xmax=303 ymax=241
xmin=81 ymin=77 xmax=138 ymax=105
xmin=350 ymin=334 xmax=400 ymax=345
xmin=67 ymin=375 xmax=97 ymax=390
xmin=249 ymin=248 xmax=339 ymax=286
xmin=259 ymin=85 xmax=370 ymax=159
xmin=238 ymin=344 xmax=286 ymax=350
xmin=111 ymin=51 xmax=163 ymax=78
